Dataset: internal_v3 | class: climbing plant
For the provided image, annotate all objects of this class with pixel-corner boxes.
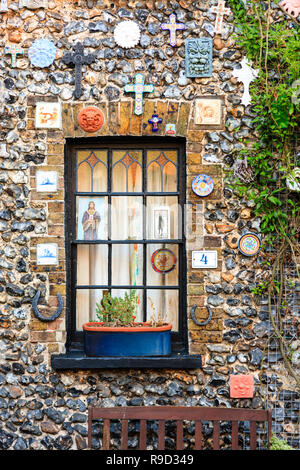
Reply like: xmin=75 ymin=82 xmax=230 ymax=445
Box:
xmin=228 ymin=0 xmax=300 ymax=389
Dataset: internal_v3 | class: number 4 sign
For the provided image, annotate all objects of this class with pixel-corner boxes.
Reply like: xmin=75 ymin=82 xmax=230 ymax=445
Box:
xmin=192 ymin=251 xmax=218 ymax=269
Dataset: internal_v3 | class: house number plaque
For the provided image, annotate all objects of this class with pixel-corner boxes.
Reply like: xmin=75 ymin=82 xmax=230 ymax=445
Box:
xmin=192 ymin=250 xmax=218 ymax=269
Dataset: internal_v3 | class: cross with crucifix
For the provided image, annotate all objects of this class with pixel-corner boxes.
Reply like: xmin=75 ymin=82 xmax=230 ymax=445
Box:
xmin=124 ymin=74 xmax=154 ymax=116
xmin=161 ymin=13 xmax=185 ymax=47
xmin=209 ymin=0 xmax=232 ymax=35
xmin=0 ymin=0 xmax=8 ymax=12
xmin=148 ymin=114 xmax=163 ymax=132
xmin=5 ymin=44 xmax=23 ymax=68
xmin=62 ymin=42 xmax=96 ymax=99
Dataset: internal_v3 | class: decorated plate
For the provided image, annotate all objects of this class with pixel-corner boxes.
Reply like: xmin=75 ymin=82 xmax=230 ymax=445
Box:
xmin=192 ymin=174 xmax=214 ymax=197
xmin=28 ymin=39 xmax=57 ymax=68
xmin=238 ymin=232 xmax=261 ymax=257
xmin=151 ymin=249 xmax=177 ymax=274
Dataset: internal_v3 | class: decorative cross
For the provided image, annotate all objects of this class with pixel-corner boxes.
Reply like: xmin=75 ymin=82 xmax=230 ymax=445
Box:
xmin=62 ymin=42 xmax=96 ymax=99
xmin=161 ymin=13 xmax=185 ymax=47
xmin=231 ymin=57 xmax=259 ymax=106
xmin=124 ymin=73 xmax=154 ymax=115
xmin=5 ymin=44 xmax=23 ymax=68
xmin=0 ymin=0 xmax=8 ymax=12
xmin=148 ymin=114 xmax=163 ymax=132
xmin=209 ymin=0 xmax=232 ymax=35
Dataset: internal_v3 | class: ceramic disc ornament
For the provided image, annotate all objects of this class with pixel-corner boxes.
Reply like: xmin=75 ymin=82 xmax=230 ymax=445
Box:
xmin=28 ymin=39 xmax=57 ymax=68
xmin=151 ymin=249 xmax=177 ymax=274
xmin=192 ymin=174 xmax=214 ymax=197
xmin=238 ymin=232 xmax=261 ymax=257
xmin=114 ymin=20 xmax=141 ymax=48
xmin=78 ymin=107 xmax=105 ymax=133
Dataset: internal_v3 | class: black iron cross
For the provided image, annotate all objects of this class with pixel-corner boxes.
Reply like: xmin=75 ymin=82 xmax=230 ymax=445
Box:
xmin=62 ymin=42 xmax=96 ymax=99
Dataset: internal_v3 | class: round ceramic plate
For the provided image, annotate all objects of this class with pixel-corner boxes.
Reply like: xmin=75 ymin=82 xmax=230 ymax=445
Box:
xmin=192 ymin=174 xmax=214 ymax=197
xmin=151 ymin=249 xmax=177 ymax=274
xmin=238 ymin=232 xmax=261 ymax=257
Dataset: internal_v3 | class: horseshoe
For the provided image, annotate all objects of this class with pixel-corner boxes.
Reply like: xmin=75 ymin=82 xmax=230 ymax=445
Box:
xmin=32 ymin=290 xmax=63 ymax=323
xmin=191 ymin=304 xmax=213 ymax=327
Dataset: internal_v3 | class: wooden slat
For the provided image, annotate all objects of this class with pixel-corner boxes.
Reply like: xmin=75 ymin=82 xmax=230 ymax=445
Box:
xmin=158 ymin=420 xmax=165 ymax=450
xmin=88 ymin=408 xmax=92 ymax=449
xmin=250 ymin=421 xmax=257 ymax=450
xmin=194 ymin=421 xmax=202 ymax=450
xmin=213 ymin=421 xmax=220 ymax=450
xmin=139 ymin=419 xmax=147 ymax=450
xmin=121 ymin=419 xmax=128 ymax=450
xmin=232 ymin=421 xmax=239 ymax=450
xmin=102 ymin=419 xmax=110 ymax=450
xmin=176 ymin=420 xmax=183 ymax=450
xmin=267 ymin=410 xmax=272 ymax=449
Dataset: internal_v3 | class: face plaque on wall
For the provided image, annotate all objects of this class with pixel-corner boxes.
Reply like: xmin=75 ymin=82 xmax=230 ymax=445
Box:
xmin=35 ymin=102 xmax=62 ymax=129
xmin=185 ymin=38 xmax=213 ymax=78
xmin=194 ymin=98 xmax=223 ymax=127
xmin=78 ymin=107 xmax=105 ymax=133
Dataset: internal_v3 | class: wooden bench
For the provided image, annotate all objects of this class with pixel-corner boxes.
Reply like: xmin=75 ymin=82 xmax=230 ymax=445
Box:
xmin=88 ymin=406 xmax=272 ymax=450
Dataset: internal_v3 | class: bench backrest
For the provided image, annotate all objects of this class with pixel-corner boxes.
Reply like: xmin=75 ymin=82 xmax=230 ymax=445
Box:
xmin=88 ymin=406 xmax=272 ymax=450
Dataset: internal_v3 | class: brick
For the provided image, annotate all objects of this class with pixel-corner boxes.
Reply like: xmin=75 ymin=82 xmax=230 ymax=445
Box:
xmin=166 ymin=101 xmax=179 ymax=124
xmin=203 ymin=236 xmax=222 ymax=247
xmin=187 ymin=284 xmax=204 ymax=295
xmin=29 ymin=320 xmax=48 ymax=331
xmin=130 ymin=112 xmax=142 ymax=135
xmin=73 ymin=103 xmax=85 ymax=138
xmin=188 ymin=319 xmax=223 ymax=331
xmin=48 ymin=201 xmax=64 ymax=212
xmin=49 ymin=284 xmax=66 ymax=296
xmin=215 ymin=223 xmax=235 ymax=233
xmin=30 ymin=331 xmax=57 ymax=343
xmin=189 ymin=343 xmax=207 ymax=355
xmin=120 ymin=101 xmax=132 ymax=135
xmin=155 ymin=101 xmax=168 ymax=136
xmin=189 ymin=330 xmax=223 ymax=343
xmin=108 ymin=101 xmax=120 ymax=135
xmin=177 ymin=102 xmax=191 ymax=136
xmin=48 ymin=225 xmax=64 ymax=237
xmin=62 ymin=103 xmax=74 ymax=137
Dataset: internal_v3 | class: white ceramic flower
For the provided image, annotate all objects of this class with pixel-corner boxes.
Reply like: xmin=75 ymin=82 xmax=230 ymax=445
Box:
xmin=114 ymin=20 xmax=141 ymax=49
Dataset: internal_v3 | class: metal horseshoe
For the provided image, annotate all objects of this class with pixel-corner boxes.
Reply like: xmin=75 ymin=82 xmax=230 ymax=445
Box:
xmin=191 ymin=304 xmax=213 ymax=327
xmin=32 ymin=290 xmax=63 ymax=323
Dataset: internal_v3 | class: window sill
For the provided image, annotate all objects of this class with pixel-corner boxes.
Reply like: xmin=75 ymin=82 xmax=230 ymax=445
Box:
xmin=51 ymin=352 xmax=202 ymax=370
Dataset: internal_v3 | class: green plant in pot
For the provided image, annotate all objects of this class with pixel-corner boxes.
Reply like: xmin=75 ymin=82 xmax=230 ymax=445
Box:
xmin=82 ymin=290 xmax=172 ymax=357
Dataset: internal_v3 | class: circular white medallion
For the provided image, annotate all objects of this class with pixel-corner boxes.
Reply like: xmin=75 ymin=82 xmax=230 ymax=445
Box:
xmin=114 ymin=20 xmax=141 ymax=49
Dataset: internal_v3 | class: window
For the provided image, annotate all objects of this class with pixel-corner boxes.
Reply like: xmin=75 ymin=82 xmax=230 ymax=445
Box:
xmin=65 ymin=138 xmax=187 ymax=354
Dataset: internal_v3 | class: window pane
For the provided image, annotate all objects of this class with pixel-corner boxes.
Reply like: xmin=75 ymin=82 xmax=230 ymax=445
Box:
xmin=76 ymin=196 xmax=108 ymax=240
xmin=76 ymin=288 xmax=104 ymax=328
xmin=77 ymin=150 xmax=107 ymax=192
xmin=111 ymin=196 xmax=143 ymax=240
xmin=112 ymin=150 xmax=142 ymax=192
xmin=147 ymin=150 xmax=177 ymax=192
xmin=146 ymin=196 xmax=179 ymax=239
xmin=147 ymin=244 xmax=178 ymax=286
xmin=77 ymin=245 xmax=108 ymax=286
xmin=112 ymin=244 xmax=143 ymax=286
xmin=147 ymin=289 xmax=178 ymax=331
xmin=111 ymin=289 xmax=143 ymax=323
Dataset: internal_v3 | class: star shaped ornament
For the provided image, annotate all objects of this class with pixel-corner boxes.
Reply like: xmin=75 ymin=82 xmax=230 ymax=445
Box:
xmin=231 ymin=57 xmax=259 ymax=106
xmin=114 ymin=20 xmax=141 ymax=49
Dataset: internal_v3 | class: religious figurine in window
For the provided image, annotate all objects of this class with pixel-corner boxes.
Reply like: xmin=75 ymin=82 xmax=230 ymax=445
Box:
xmin=82 ymin=201 xmax=101 ymax=240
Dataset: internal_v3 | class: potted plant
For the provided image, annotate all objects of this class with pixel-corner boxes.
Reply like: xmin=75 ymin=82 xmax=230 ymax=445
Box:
xmin=82 ymin=290 xmax=172 ymax=357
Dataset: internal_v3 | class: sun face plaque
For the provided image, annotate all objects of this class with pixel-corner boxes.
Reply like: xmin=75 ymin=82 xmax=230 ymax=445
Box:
xmin=230 ymin=375 xmax=254 ymax=398
xmin=78 ymin=107 xmax=105 ymax=133
xmin=185 ymin=38 xmax=213 ymax=78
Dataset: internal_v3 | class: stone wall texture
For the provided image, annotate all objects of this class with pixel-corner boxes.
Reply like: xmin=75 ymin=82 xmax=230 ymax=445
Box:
xmin=0 ymin=0 xmax=299 ymax=450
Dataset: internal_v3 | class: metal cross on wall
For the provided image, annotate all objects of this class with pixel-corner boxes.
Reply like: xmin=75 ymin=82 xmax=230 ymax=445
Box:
xmin=209 ymin=0 xmax=232 ymax=35
xmin=124 ymin=73 xmax=154 ymax=116
xmin=5 ymin=45 xmax=23 ymax=68
xmin=161 ymin=13 xmax=185 ymax=47
xmin=148 ymin=114 xmax=163 ymax=132
xmin=62 ymin=42 xmax=96 ymax=99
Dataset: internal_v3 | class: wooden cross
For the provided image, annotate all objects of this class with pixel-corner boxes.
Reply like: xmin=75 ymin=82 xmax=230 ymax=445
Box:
xmin=62 ymin=42 xmax=96 ymax=99
xmin=124 ymin=74 xmax=154 ymax=115
xmin=210 ymin=0 xmax=231 ymax=35
xmin=161 ymin=13 xmax=185 ymax=47
xmin=148 ymin=114 xmax=163 ymax=132
xmin=0 ymin=0 xmax=8 ymax=11
xmin=5 ymin=44 xmax=23 ymax=68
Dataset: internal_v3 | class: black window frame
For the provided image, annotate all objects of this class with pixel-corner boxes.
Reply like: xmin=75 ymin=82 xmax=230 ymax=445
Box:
xmin=64 ymin=136 xmax=188 ymax=354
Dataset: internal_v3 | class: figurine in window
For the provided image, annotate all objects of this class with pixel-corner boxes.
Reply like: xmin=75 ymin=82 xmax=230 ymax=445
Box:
xmin=82 ymin=201 xmax=101 ymax=240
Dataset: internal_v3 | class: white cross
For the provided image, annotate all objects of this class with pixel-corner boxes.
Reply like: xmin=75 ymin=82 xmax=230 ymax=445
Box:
xmin=232 ymin=57 xmax=259 ymax=106
xmin=210 ymin=0 xmax=231 ymax=35
xmin=0 ymin=0 xmax=8 ymax=11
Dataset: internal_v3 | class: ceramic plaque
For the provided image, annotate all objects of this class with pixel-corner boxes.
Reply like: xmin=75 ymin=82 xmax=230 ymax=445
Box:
xmin=165 ymin=123 xmax=176 ymax=135
xmin=195 ymin=98 xmax=222 ymax=127
xmin=238 ymin=232 xmax=261 ymax=256
xmin=35 ymin=102 xmax=62 ymax=129
xmin=36 ymin=171 xmax=58 ymax=193
xmin=114 ymin=20 xmax=140 ymax=48
xmin=185 ymin=38 xmax=213 ymax=78
xmin=151 ymin=249 xmax=177 ymax=274
xmin=37 ymin=243 xmax=58 ymax=266
xmin=28 ymin=38 xmax=57 ymax=68
xmin=192 ymin=251 xmax=218 ymax=269
xmin=78 ymin=107 xmax=105 ymax=133
xmin=192 ymin=174 xmax=214 ymax=197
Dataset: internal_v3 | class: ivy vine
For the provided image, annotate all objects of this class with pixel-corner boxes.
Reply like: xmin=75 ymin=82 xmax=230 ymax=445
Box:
xmin=227 ymin=0 xmax=300 ymax=389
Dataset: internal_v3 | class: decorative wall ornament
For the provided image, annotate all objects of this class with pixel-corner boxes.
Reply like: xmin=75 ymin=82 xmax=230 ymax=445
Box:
xmin=62 ymin=42 xmax=96 ymax=99
xmin=194 ymin=97 xmax=222 ymax=126
xmin=279 ymin=0 xmax=300 ymax=19
xmin=124 ymin=73 xmax=154 ymax=115
xmin=192 ymin=174 xmax=214 ymax=197
xmin=161 ymin=13 xmax=185 ymax=47
xmin=36 ymin=243 xmax=58 ymax=265
xmin=78 ymin=106 xmax=105 ymax=133
xmin=35 ymin=102 xmax=62 ymax=129
xmin=4 ymin=44 xmax=23 ymax=68
xmin=231 ymin=57 xmax=259 ymax=106
xmin=286 ymin=168 xmax=300 ymax=191
xmin=191 ymin=304 xmax=213 ymax=327
xmin=0 ymin=0 xmax=8 ymax=12
xmin=230 ymin=375 xmax=254 ymax=398
xmin=19 ymin=0 xmax=48 ymax=8
xmin=151 ymin=248 xmax=177 ymax=274
xmin=36 ymin=170 xmax=58 ymax=193
xmin=192 ymin=251 xmax=218 ymax=269
xmin=152 ymin=206 xmax=170 ymax=239
xmin=185 ymin=38 xmax=213 ymax=78
xmin=209 ymin=0 xmax=232 ymax=35
xmin=165 ymin=123 xmax=176 ymax=135
xmin=114 ymin=20 xmax=141 ymax=48
xmin=28 ymin=38 xmax=57 ymax=68
xmin=32 ymin=290 xmax=63 ymax=323
xmin=238 ymin=232 xmax=261 ymax=257
xmin=148 ymin=114 xmax=163 ymax=132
